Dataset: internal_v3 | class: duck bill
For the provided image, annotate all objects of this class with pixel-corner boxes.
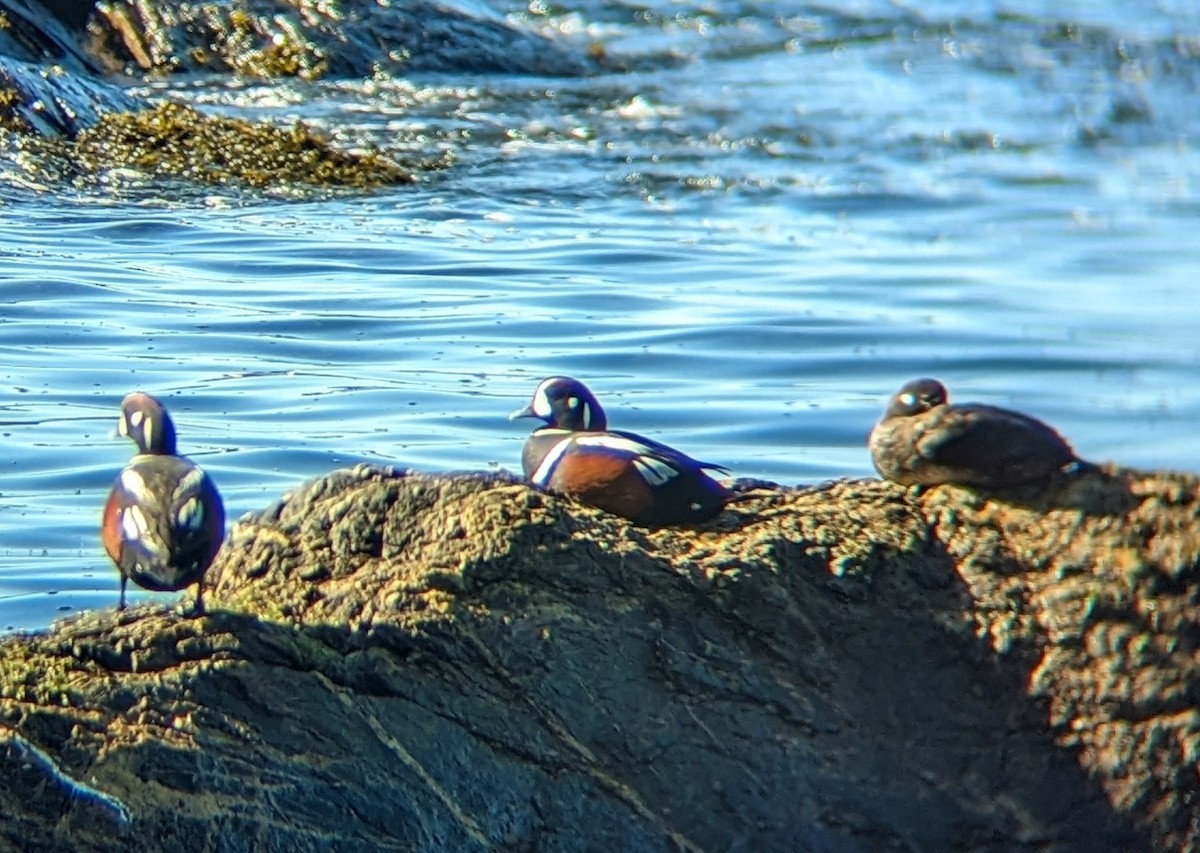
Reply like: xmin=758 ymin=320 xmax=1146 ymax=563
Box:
xmin=508 ymin=405 xmax=537 ymax=421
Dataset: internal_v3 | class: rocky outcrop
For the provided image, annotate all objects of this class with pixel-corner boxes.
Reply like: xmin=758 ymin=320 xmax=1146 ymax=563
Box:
xmin=0 ymin=0 xmax=603 ymax=184
xmin=0 ymin=91 xmax=418 ymax=188
xmin=1 ymin=0 xmax=597 ymax=79
xmin=0 ymin=0 xmax=98 ymax=71
xmin=79 ymin=0 xmax=600 ymax=78
xmin=1 ymin=465 xmax=1197 ymax=851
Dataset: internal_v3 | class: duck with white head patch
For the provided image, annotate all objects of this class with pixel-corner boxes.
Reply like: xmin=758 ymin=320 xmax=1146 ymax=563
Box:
xmin=868 ymin=377 xmax=1089 ymax=488
xmin=101 ymin=392 xmax=225 ymax=614
xmin=510 ymin=376 xmax=730 ymax=527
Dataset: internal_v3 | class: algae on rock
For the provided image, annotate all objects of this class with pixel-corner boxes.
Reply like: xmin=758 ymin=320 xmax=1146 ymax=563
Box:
xmin=0 ymin=464 xmax=1196 ymax=851
xmin=74 ymin=101 xmax=416 ymax=189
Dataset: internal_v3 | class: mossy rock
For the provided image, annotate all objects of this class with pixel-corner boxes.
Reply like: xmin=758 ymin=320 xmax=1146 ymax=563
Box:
xmin=74 ymin=101 xmax=417 ymax=189
xmin=1 ymin=464 xmax=1197 ymax=851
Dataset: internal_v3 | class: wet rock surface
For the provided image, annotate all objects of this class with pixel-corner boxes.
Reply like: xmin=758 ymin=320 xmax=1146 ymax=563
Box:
xmin=3 ymin=0 xmax=596 ymax=79
xmin=1 ymin=464 xmax=1197 ymax=851
xmin=0 ymin=90 xmax=419 ymax=189
xmin=0 ymin=0 xmax=602 ymax=186
xmin=79 ymin=0 xmax=599 ymax=78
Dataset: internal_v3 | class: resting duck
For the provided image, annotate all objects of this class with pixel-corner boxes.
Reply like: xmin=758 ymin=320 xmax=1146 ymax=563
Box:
xmin=510 ymin=376 xmax=729 ymax=526
xmin=869 ymin=377 xmax=1086 ymax=488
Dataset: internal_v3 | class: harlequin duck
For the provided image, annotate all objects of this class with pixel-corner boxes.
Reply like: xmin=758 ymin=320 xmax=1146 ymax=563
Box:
xmin=509 ymin=376 xmax=730 ymax=527
xmin=101 ymin=392 xmax=225 ymax=613
xmin=868 ymin=377 xmax=1085 ymax=488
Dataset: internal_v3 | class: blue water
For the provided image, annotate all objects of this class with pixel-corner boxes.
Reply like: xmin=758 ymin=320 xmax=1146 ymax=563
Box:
xmin=1 ymin=0 xmax=1198 ymax=630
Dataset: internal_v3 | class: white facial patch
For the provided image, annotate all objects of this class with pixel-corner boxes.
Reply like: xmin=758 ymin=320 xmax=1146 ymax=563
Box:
xmin=129 ymin=410 xmax=144 ymax=429
xmin=580 ymin=402 xmax=592 ymax=429
xmin=531 ymin=386 xmax=553 ymax=418
xmin=899 ymin=392 xmax=916 ymax=408
xmin=142 ymin=416 xmax=154 ymax=450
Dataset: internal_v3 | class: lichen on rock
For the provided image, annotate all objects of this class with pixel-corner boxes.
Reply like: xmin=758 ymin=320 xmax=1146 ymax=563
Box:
xmin=0 ymin=463 xmax=1197 ymax=851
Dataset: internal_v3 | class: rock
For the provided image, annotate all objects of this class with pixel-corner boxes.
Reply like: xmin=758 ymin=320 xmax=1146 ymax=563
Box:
xmin=71 ymin=101 xmax=416 ymax=188
xmin=0 ymin=0 xmax=600 ymax=78
xmin=0 ymin=90 xmax=419 ymax=189
xmin=0 ymin=0 xmax=600 ymax=184
xmin=0 ymin=0 xmax=98 ymax=70
xmin=0 ymin=3 xmax=131 ymax=138
xmin=0 ymin=463 xmax=1197 ymax=851
xmin=0 ymin=57 xmax=135 ymax=137
xmin=78 ymin=0 xmax=600 ymax=78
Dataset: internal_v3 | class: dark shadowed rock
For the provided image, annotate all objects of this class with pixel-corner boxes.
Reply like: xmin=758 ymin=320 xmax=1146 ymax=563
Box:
xmin=0 ymin=0 xmax=97 ymax=70
xmin=0 ymin=58 xmax=135 ymax=137
xmin=2 ymin=0 xmax=600 ymax=79
xmin=79 ymin=0 xmax=600 ymax=78
xmin=0 ymin=464 xmax=1197 ymax=851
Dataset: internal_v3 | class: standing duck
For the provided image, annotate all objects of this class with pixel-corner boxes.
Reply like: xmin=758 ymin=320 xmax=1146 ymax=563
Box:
xmin=101 ymin=392 xmax=225 ymax=613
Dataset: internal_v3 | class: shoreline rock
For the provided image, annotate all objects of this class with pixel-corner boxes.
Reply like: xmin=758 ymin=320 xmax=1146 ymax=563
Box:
xmin=0 ymin=0 xmax=607 ymax=188
xmin=79 ymin=0 xmax=601 ymax=79
xmin=1 ymin=464 xmax=1197 ymax=851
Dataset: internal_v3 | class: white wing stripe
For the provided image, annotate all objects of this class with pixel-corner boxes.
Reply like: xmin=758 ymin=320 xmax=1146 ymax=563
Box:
xmin=531 ymin=440 xmax=572 ymax=487
xmin=633 ymin=457 xmax=678 ymax=486
xmin=118 ymin=468 xmax=151 ymax=502
xmin=120 ymin=505 xmax=148 ymax=541
xmin=119 ymin=506 xmax=165 ymax=559
xmin=574 ymin=435 xmax=681 ymax=484
xmin=573 ymin=434 xmax=652 ymax=455
xmin=543 ymin=434 xmax=681 ymax=487
xmin=176 ymin=496 xmax=205 ymax=530
xmin=173 ymin=466 xmax=207 ymax=501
